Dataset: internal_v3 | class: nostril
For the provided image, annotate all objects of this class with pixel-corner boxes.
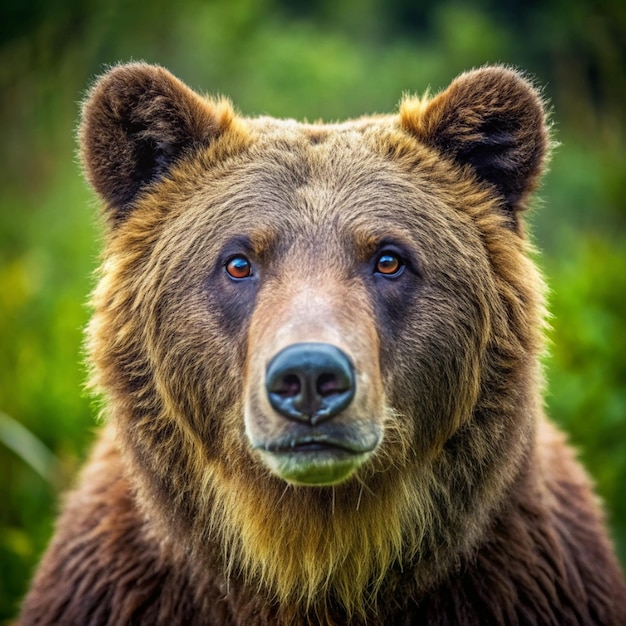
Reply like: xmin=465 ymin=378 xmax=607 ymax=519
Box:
xmin=317 ymin=373 xmax=346 ymax=397
xmin=278 ymin=373 xmax=301 ymax=398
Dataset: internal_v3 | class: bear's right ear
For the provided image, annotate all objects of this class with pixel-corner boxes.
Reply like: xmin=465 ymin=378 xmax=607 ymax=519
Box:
xmin=80 ymin=63 xmax=235 ymax=222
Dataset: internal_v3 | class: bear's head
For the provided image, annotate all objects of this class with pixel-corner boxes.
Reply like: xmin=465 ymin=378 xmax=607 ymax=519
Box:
xmin=82 ymin=63 xmax=549 ymax=619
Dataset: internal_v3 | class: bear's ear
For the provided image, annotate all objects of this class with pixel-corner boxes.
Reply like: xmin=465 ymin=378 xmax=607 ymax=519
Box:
xmin=400 ymin=66 xmax=550 ymax=222
xmin=80 ymin=63 xmax=235 ymax=222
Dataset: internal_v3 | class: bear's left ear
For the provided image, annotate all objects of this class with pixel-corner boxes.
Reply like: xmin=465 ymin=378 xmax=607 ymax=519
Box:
xmin=400 ymin=66 xmax=550 ymax=221
xmin=80 ymin=63 xmax=236 ymax=223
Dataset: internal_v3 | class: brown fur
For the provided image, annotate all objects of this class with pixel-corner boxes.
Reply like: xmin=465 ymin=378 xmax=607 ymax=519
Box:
xmin=20 ymin=63 xmax=626 ymax=625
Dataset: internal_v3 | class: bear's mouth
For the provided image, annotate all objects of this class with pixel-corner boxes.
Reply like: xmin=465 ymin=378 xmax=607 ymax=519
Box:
xmin=254 ymin=433 xmax=379 ymax=486
xmin=262 ymin=435 xmax=374 ymax=455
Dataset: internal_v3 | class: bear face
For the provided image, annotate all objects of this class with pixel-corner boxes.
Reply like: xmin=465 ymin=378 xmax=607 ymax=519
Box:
xmin=80 ymin=64 xmax=551 ymax=617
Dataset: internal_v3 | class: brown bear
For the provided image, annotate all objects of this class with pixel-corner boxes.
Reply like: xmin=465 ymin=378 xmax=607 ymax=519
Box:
xmin=20 ymin=63 xmax=626 ymax=625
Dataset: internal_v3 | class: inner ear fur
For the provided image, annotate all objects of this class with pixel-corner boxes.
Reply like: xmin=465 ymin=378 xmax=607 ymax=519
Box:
xmin=400 ymin=66 xmax=550 ymax=219
xmin=80 ymin=62 xmax=235 ymax=222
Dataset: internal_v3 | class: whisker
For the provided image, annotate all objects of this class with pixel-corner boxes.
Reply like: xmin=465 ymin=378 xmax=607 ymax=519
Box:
xmin=356 ymin=475 xmax=376 ymax=498
xmin=277 ymin=484 xmax=291 ymax=505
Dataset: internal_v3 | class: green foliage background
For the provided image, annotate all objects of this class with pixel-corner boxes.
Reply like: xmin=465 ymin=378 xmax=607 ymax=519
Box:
xmin=1 ymin=0 xmax=624 ymax=619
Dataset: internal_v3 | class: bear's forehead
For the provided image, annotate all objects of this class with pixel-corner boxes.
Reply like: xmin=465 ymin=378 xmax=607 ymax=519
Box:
xmin=197 ymin=135 xmax=437 ymax=235
xmin=220 ymin=116 xmax=424 ymax=204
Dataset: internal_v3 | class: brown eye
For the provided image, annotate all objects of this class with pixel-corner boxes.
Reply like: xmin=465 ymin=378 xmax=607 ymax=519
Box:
xmin=226 ymin=256 xmax=252 ymax=279
xmin=375 ymin=252 xmax=404 ymax=276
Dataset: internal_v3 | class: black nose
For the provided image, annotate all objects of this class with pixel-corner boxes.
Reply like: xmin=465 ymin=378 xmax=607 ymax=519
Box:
xmin=266 ymin=343 xmax=356 ymax=424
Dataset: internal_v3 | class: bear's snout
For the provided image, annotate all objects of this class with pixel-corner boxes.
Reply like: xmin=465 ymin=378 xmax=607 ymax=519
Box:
xmin=243 ymin=279 xmax=384 ymax=486
xmin=266 ymin=342 xmax=356 ymax=425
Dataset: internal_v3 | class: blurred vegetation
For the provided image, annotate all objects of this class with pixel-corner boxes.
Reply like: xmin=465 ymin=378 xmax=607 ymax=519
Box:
xmin=1 ymin=0 xmax=625 ymax=620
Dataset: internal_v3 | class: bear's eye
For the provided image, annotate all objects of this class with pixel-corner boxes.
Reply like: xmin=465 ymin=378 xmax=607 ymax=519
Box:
xmin=375 ymin=251 xmax=404 ymax=277
xmin=225 ymin=256 xmax=253 ymax=280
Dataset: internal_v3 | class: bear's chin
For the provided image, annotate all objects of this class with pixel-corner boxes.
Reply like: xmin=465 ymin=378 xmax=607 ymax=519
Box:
xmin=257 ymin=445 xmax=375 ymax=486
